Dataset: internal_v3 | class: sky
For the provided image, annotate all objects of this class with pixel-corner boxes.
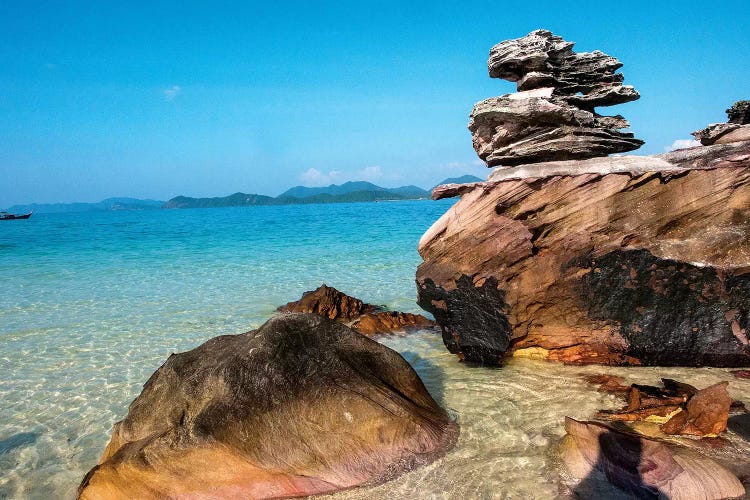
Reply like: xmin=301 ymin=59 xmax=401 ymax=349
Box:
xmin=1 ymin=1 xmax=748 ymax=207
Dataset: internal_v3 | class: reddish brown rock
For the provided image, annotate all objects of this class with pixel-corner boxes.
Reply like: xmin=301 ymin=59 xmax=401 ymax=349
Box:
xmin=78 ymin=314 xmax=458 ymax=499
xmin=561 ymin=418 xmax=745 ymax=499
xmin=417 ymin=141 xmax=750 ymax=365
xmin=278 ymin=284 xmax=376 ymax=320
xmin=279 ymin=284 xmax=435 ymax=336
xmin=660 ymin=382 xmax=731 ymax=437
xmin=732 ymin=369 xmax=750 ymax=379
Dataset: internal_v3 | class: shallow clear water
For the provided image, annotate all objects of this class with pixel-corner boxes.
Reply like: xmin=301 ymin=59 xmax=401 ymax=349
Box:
xmin=0 ymin=201 xmax=748 ymax=499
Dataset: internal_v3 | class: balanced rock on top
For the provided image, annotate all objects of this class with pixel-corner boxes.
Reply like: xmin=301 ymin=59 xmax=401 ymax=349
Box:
xmin=470 ymin=30 xmax=643 ymax=167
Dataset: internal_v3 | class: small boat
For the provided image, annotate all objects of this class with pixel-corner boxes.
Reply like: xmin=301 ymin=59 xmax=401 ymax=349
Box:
xmin=0 ymin=211 xmax=32 ymax=220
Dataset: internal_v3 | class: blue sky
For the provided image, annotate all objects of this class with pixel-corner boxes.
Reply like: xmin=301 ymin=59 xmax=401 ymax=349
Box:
xmin=1 ymin=1 xmax=748 ymax=206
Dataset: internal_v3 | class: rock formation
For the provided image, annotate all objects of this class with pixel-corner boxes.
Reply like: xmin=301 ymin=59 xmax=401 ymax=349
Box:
xmin=561 ymin=418 xmax=745 ymax=499
xmin=417 ymin=32 xmax=750 ymax=366
xmin=78 ymin=314 xmax=457 ymax=499
xmin=693 ymin=99 xmax=750 ymax=145
xmin=593 ymin=378 xmax=732 ymax=437
xmin=417 ymin=141 xmax=750 ymax=365
xmin=470 ymin=30 xmax=643 ymax=167
xmin=279 ymin=284 xmax=435 ymax=335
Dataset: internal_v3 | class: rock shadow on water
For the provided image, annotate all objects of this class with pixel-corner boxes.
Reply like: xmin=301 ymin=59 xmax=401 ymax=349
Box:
xmin=573 ymin=431 xmax=666 ymax=500
xmin=728 ymin=413 xmax=750 ymax=442
xmin=0 ymin=432 xmax=39 ymax=455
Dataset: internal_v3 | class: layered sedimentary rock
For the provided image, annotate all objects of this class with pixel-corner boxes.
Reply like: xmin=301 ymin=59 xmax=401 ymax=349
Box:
xmin=470 ymin=30 xmax=643 ymax=167
xmin=693 ymin=99 xmax=750 ymax=145
xmin=561 ymin=418 xmax=745 ymax=499
xmin=79 ymin=314 xmax=457 ymax=499
xmin=417 ymin=141 xmax=750 ymax=365
xmin=278 ymin=284 xmax=435 ymax=335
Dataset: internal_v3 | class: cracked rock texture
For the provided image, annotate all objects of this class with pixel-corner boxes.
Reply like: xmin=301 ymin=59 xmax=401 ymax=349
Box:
xmin=417 ymin=142 xmax=750 ymax=366
xmin=78 ymin=314 xmax=457 ymax=499
xmin=693 ymin=99 xmax=750 ymax=146
xmin=470 ymin=30 xmax=643 ymax=167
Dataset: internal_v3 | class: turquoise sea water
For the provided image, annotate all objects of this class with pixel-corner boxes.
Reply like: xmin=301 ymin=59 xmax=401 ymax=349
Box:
xmin=2 ymin=200 xmax=749 ymax=499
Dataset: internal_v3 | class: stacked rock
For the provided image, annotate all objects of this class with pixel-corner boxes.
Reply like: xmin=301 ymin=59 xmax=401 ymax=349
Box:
xmin=470 ymin=30 xmax=644 ymax=167
xmin=692 ymin=100 xmax=750 ymax=145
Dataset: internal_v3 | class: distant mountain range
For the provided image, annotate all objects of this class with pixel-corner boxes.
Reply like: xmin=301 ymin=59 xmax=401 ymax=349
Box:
xmin=5 ymin=176 xmax=485 ymax=212
xmin=163 ymin=181 xmax=432 ymax=209
xmin=6 ymin=197 xmax=164 ymax=214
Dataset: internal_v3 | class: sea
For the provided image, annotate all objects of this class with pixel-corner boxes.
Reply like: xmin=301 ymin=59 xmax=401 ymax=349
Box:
xmin=1 ymin=200 xmax=749 ymax=499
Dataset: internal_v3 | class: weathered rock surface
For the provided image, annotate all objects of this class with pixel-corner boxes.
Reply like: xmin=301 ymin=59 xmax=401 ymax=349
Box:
xmin=417 ymin=141 xmax=750 ymax=365
xmin=561 ymin=417 xmax=745 ymax=499
xmin=78 ymin=314 xmax=458 ymax=499
xmin=593 ymin=378 xmax=732 ymax=437
xmin=279 ymin=284 xmax=435 ymax=335
xmin=693 ymin=100 xmax=750 ymax=146
xmin=470 ymin=30 xmax=642 ymax=167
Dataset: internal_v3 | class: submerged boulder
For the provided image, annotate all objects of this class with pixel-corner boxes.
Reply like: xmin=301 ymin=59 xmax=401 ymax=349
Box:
xmin=561 ymin=418 xmax=745 ymax=499
xmin=279 ymin=284 xmax=435 ymax=335
xmin=78 ymin=313 xmax=458 ymax=499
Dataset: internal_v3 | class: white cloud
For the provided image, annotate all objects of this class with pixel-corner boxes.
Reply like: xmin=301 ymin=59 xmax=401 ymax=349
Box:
xmin=163 ymin=85 xmax=181 ymax=101
xmin=299 ymin=168 xmax=341 ymax=186
xmin=361 ymin=165 xmax=383 ymax=181
xmin=665 ymin=139 xmax=700 ymax=152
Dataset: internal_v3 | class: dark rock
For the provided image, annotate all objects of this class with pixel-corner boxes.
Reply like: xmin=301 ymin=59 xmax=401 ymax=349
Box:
xmin=727 ymin=100 xmax=750 ymax=125
xmin=279 ymin=284 xmax=435 ymax=336
xmin=561 ymin=417 xmax=745 ymax=499
xmin=78 ymin=314 xmax=458 ymax=499
xmin=416 ymin=142 xmax=750 ymax=366
xmin=471 ymin=30 xmax=643 ymax=167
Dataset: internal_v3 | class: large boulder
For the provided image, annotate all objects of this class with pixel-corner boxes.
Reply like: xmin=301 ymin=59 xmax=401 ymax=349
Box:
xmin=78 ymin=314 xmax=458 ymax=499
xmin=417 ymin=142 xmax=750 ymax=365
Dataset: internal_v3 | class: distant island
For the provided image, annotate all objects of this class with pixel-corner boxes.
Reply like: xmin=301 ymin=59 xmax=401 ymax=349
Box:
xmin=6 ymin=176 xmax=483 ymax=213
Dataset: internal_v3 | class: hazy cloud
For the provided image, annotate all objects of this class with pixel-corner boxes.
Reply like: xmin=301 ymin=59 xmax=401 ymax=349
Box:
xmin=299 ymin=168 xmax=341 ymax=186
xmin=665 ymin=139 xmax=700 ymax=152
xmin=163 ymin=85 xmax=181 ymax=101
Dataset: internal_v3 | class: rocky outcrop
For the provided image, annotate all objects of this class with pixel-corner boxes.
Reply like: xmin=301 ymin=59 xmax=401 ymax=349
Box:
xmin=593 ymin=379 xmax=732 ymax=437
xmin=279 ymin=284 xmax=435 ymax=335
xmin=470 ymin=30 xmax=642 ymax=167
xmin=693 ymin=100 xmax=750 ymax=146
xmin=561 ymin=418 xmax=745 ymax=499
xmin=78 ymin=314 xmax=457 ymax=499
xmin=417 ymin=141 xmax=750 ymax=366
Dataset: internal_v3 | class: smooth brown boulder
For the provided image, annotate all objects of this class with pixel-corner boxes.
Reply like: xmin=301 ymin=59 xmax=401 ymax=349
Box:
xmin=417 ymin=141 xmax=750 ymax=365
xmin=561 ymin=417 xmax=745 ymax=499
xmin=78 ymin=314 xmax=458 ymax=499
xmin=279 ymin=284 xmax=435 ymax=336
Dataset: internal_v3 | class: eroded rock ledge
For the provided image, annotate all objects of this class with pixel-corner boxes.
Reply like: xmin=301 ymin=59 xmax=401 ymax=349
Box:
xmin=417 ymin=141 xmax=750 ymax=366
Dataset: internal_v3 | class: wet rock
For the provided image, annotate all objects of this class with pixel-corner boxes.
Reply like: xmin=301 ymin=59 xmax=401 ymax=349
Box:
xmin=660 ymin=382 xmax=731 ymax=437
xmin=278 ymin=283 xmax=376 ymax=320
xmin=78 ymin=314 xmax=458 ymax=499
xmin=561 ymin=417 xmax=745 ymax=499
xmin=582 ymin=374 xmax=631 ymax=393
xmin=417 ymin=142 xmax=750 ymax=366
xmin=279 ymin=284 xmax=435 ymax=335
xmin=471 ymin=30 xmax=642 ymax=167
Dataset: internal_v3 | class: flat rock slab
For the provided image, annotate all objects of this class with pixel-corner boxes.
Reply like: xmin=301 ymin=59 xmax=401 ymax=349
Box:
xmin=79 ymin=313 xmax=457 ymax=499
